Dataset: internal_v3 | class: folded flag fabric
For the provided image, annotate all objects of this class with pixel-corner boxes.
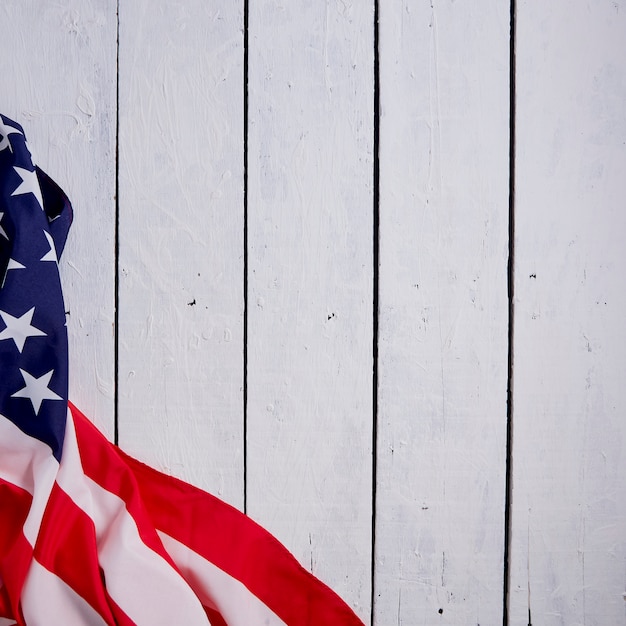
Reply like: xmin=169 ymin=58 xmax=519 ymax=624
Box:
xmin=0 ymin=114 xmax=364 ymax=626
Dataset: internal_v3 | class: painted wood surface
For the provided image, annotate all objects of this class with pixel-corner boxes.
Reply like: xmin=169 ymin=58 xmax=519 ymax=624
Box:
xmin=509 ymin=1 xmax=626 ymax=624
xmin=376 ymin=2 xmax=510 ymax=624
xmin=246 ymin=2 xmax=374 ymax=618
xmin=117 ymin=0 xmax=245 ymax=506
xmin=2 ymin=0 xmax=626 ymax=624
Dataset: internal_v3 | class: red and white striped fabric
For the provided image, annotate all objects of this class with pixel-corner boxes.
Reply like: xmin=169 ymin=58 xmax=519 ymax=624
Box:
xmin=0 ymin=403 xmax=363 ymax=625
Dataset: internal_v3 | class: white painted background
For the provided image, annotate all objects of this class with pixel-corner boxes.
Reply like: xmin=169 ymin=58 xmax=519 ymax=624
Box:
xmin=1 ymin=1 xmax=625 ymax=624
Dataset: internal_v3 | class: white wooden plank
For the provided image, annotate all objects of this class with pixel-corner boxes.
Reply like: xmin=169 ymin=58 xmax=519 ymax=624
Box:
xmin=376 ymin=1 xmax=510 ymax=624
xmin=0 ymin=1 xmax=117 ymax=439
xmin=510 ymin=2 xmax=626 ymax=623
xmin=117 ymin=1 xmax=245 ymax=507
xmin=246 ymin=2 xmax=374 ymax=620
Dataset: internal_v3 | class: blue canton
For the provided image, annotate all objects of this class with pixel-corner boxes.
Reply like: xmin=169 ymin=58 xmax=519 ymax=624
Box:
xmin=0 ymin=114 xmax=73 ymax=461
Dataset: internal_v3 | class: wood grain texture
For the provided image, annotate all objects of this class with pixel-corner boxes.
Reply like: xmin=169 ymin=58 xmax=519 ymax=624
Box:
xmin=376 ymin=1 xmax=510 ymax=624
xmin=117 ymin=1 xmax=245 ymax=506
xmin=246 ymin=1 xmax=374 ymax=620
xmin=0 ymin=0 xmax=117 ymax=439
xmin=509 ymin=1 xmax=626 ymax=623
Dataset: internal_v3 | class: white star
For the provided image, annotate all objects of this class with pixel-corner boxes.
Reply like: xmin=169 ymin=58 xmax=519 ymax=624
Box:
xmin=12 ymin=369 xmax=63 ymax=415
xmin=2 ymin=258 xmax=25 ymax=288
xmin=0 ymin=307 xmax=46 ymax=352
xmin=11 ymin=166 xmax=43 ymax=210
xmin=6 ymin=259 xmax=25 ymax=272
xmin=0 ymin=123 xmax=23 ymax=153
xmin=40 ymin=230 xmax=58 ymax=262
xmin=0 ymin=212 xmax=8 ymax=239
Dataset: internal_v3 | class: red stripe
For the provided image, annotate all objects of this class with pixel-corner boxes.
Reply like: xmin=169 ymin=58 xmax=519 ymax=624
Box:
xmin=205 ymin=606 xmax=228 ymax=626
xmin=35 ymin=483 xmax=112 ymax=621
xmin=35 ymin=483 xmax=133 ymax=626
xmin=0 ymin=478 xmax=32 ymax=625
xmin=70 ymin=403 xmax=363 ymax=626
xmin=71 ymin=406 xmax=181 ymax=576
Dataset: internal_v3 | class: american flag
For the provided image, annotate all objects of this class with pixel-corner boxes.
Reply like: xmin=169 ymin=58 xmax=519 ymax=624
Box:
xmin=0 ymin=114 xmax=364 ymax=625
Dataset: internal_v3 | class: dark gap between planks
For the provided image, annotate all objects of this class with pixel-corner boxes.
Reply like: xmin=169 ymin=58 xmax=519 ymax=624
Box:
xmin=503 ymin=0 xmax=517 ymax=624
xmin=370 ymin=1 xmax=381 ymax=624
xmin=114 ymin=0 xmax=121 ymax=447
xmin=243 ymin=0 xmax=250 ymax=515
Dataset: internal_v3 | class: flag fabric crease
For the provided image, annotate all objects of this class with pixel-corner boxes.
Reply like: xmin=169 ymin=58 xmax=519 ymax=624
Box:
xmin=0 ymin=115 xmax=364 ymax=626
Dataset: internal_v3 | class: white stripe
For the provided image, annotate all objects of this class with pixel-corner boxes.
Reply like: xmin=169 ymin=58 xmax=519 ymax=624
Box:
xmin=21 ymin=559 xmax=108 ymax=626
xmin=0 ymin=414 xmax=59 ymax=545
xmin=56 ymin=410 xmax=211 ymax=625
xmin=159 ymin=531 xmax=288 ymax=626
